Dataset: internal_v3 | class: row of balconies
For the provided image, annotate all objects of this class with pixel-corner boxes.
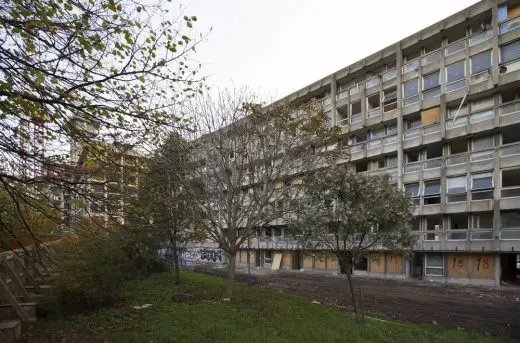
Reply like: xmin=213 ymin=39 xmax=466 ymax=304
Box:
xmin=239 ymin=228 xmax=520 ymax=251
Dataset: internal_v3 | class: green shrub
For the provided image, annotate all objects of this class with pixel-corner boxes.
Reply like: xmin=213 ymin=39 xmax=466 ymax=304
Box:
xmin=51 ymin=231 xmax=169 ymax=311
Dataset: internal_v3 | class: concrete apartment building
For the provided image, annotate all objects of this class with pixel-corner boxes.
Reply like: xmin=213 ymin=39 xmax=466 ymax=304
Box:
xmin=231 ymin=0 xmax=520 ymax=286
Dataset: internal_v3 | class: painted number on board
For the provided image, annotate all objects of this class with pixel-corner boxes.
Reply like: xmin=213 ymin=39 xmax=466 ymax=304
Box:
xmin=452 ymin=256 xmax=464 ymax=269
xmin=475 ymin=257 xmax=490 ymax=271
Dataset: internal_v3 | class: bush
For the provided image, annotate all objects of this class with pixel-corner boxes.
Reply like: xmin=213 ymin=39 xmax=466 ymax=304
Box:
xmin=50 ymin=231 xmax=169 ymax=311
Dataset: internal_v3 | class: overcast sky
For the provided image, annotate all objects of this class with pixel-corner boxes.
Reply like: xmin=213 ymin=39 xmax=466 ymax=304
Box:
xmin=180 ymin=0 xmax=478 ymax=100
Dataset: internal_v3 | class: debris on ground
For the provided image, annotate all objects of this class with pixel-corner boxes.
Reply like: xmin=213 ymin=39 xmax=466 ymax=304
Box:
xmin=133 ymin=304 xmax=152 ymax=310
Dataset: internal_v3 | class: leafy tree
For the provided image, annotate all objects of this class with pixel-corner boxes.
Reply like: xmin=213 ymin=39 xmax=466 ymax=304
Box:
xmin=177 ymin=89 xmax=340 ymax=297
xmin=130 ymin=133 xmax=205 ymax=284
xmin=292 ymin=163 xmax=414 ymax=315
xmin=0 ymin=0 xmax=205 ymax=242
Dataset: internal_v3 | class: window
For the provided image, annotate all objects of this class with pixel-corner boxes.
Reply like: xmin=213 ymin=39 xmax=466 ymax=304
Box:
xmin=446 ymin=60 xmax=466 ymax=92
xmin=501 ymin=211 xmax=520 ymax=228
xmin=501 ymin=41 xmax=520 ymax=64
xmin=387 ymin=155 xmax=398 ymax=168
xmin=471 ymin=51 xmax=491 ymax=74
xmin=447 ymin=176 xmax=467 ymax=194
xmin=383 ymin=87 xmax=398 ymax=112
xmin=423 ymin=179 xmax=441 ymax=196
xmin=406 ymin=117 xmax=422 ymax=130
xmin=403 ymin=78 xmax=419 ymax=106
xmin=472 ymin=213 xmax=494 ymax=229
xmin=423 ymin=71 xmax=440 ymax=90
xmin=472 ymin=172 xmax=493 ymax=190
xmin=447 ymin=176 xmax=467 ymax=202
xmin=425 ymin=253 xmax=444 ymax=276
xmin=447 ymin=104 xmax=468 ymax=119
xmin=405 ymin=183 xmax=420 ymax=197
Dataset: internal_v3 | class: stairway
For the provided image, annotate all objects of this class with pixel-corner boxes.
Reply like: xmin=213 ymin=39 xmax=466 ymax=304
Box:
xmin=0 ymin=244 xmax=56 ymax=342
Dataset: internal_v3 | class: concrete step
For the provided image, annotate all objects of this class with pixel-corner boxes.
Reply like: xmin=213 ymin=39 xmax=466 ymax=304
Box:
xmin=0 ymin=320 xmax=21 ymax=343
xmin=0 ymin=303 xmax=37 ymax=322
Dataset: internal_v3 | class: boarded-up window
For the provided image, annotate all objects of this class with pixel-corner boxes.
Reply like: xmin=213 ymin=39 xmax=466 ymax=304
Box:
xmin=420 ymin=106 xmax=440 ymax=125
xmin=470 ymin=255 xmax=494 ymax=279
xmin=370 ymin=253 xmax=385 ymax=273
xmin=387 ymin=254 xmax=403 ymax=274
xmin=447 ymin=255 xmax=469 ymax=278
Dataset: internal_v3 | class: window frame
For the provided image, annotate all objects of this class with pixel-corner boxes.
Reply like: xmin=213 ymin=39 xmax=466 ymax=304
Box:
xmin=445 ymin=60 xmax=467 ymax=92
xmin=471 ymin=172 xmax=494 ymax=190
xmin=402 ymin=77 xmax=420 ymax=106
xmin=470 ymin=50 xmax=492 ymax=75
xmin=423 ymin=179 xmax=441 ymax=197
xmin=425 ymin=253 xmax=444 ymax=276
xmin=500 ymin=40 xmax=520 ymax=64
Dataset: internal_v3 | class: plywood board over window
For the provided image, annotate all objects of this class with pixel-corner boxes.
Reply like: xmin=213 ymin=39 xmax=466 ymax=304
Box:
xmin=303 ymin=252 xmax=313 ymax=268
xmin=370 ymin=253 xmax=385 ymax=273
xmin=470 ymin=254 xmax=494 ymax=279
xmin=447 ymin=254 xmax=469 ymax=278
xmin=421 ymin=106 xmax=441 ymax=126
xmin=282 ymin=251 xmax=292 ymax=268
xmin=327 ymin=253 xmax=339 ymax=269
xmin=386 ymin=254 xmax=403 ymax=274
xmin=315 ymin=253 xmax=327 ymax=269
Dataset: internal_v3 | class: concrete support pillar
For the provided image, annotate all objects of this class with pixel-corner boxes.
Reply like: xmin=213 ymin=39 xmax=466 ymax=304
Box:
xmin=331 ymin=75 xmax=337 ymax=127
xmin=396 ymin=42 xmax=404 ymax=189
xmin=491 ymin=0 xmax=500 ymax=86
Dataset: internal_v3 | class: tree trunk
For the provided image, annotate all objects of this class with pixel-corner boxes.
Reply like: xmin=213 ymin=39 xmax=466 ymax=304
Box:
xmin=226 ymin=252 xmax=236 ymax=298
xmin=172 ymin=241 xmax=180 ymax=285
xmin=345 ymin=263 xmax=358 ymax=315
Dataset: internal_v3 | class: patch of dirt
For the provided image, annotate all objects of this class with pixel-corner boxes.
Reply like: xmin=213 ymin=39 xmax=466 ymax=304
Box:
xmin=190 ymin=265 xmax=520 ymax=339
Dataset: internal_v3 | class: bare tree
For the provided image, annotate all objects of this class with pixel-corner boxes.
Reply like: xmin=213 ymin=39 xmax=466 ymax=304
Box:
xmin=0 ymin=0 xmax=206 ymax=242
xmin=291 ymin=163 xmax=415 ymax=315
xmin=179 ymin=89 xmax=339 ymax=297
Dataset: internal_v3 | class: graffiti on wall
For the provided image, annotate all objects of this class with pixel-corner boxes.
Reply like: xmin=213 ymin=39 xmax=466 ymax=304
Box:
xmin=183 ymin=247 xmax=224 ymax=264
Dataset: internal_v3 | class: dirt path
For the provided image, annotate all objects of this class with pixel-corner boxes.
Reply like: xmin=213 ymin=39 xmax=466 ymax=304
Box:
xmin=189 ymin=264 xmax=520 ymax=339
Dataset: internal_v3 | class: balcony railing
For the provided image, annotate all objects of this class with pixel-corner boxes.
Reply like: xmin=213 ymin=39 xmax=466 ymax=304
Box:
xmin=445 ymin=40 xmax=466 ymax=56
xmin=446 ymin=153 xmax=467 ymax=166
xmin=446 ymin=230 xmax=468 ymax=240
xmin=382 ymin=69 xmax=397 ymax=82
xmin=501 ymin=185 xmax=520 ymax=198
xmin=501 ymin=229 xmax=520 ymax=239
xmin=468 ymin=29 xmax=492 ymax=47
xmin=403 ymin=128 xmax=420 ymax=140
xmin=500 ymin=99 xmax=520 ymax=117
xmin=366 ymin=77 xmax=380 ymax=88
xmin=471 ymin=230 xmax=494 ymax=240
xmin=350 ymin=85 xmax=360 ymax=95
xmin=469 ymin=109 xmax=494 ymax=124
xmin=367 ymin=107 xmax=381 ymax=118
xmin=423 ymin=123 xmax=441 ymax=135
xmin=500 ymin=141 xmax=520 ymax=157
xmin=336 ymin=117 xmax=349 ymax=127
xmin=367 ymin=139 xmax=382 ymax=149
xmin=403 ymin=161 xmax=421 ymax=173
xmin=421 ymin=50 xmax=441 ymax=66
xmin=321 ymin=96 xmax=331 ymax=107
xmin=336 ymin=89 xmax=348 ymax=101
xmin=350 ymin=113 xmax=362 ymax=123
xmin=499 ymin=16 xmax=520 ymax=35
xmin=470 ymin=148 xmax=494 ymax=162
xmin=383 ymin=135 xmax=397 ymax=145
xmin=350 ymin=143 xmax=364 ymax=153
xmin=423 ymin=157 xmax=442 ymax=170
xmin=402 ymin=59 xmax=420 ymax=74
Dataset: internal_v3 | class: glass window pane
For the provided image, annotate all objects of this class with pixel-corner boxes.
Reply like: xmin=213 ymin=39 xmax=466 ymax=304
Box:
xmin=501 ymin=41 xmax=520 ymax=63
xmin=403 ymin=78 xmax=419 ymax=98
xmin=447 ymin=176 xmax=467 ymax=194
xmin=426 ymin=253 xmax=443 ymax=267
xmin=472 ymin=136 xmax=494 ymax=150
xmin=471 ymin=51 xmax=491 ymax=74
xmin=405 ymin=183 xmax=420 ymax=197
xmin=446 ymin=60 xmax=466 ymax=83
xmin=424 ymin=180 xmax=441 ymax=195
xmin=472 ymin=173 xmax=493 ymax=189
xmin=423 ymin=71 xmax=440 ymax=90
xmin=501 ymin=211 xmax=520 ymax=228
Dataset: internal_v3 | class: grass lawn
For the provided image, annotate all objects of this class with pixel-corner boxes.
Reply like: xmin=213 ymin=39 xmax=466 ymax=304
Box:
xmin=24 ymin=271 xmax=514 ymax=343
